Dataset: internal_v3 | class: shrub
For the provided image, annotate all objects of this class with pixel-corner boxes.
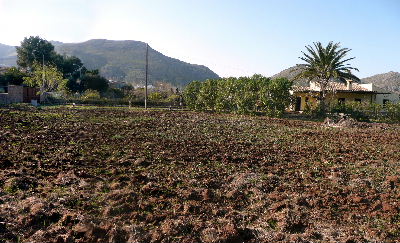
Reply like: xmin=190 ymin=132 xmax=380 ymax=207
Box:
xmin=329 ymin=101 xmax=370 ymax=122
xmin=82 ymin=89 xmax=101 ymax=100
xmin=183 ymin=81 xmax=202 ymax=110
xmin=385 ymin=103 xmax=400 ymax=122
xmin=166 ymin=94 xmax=181 ymax=105
xmin=183 ymin=76 xmax=292 ymax=117
xmin=149 ymin=92 xmax=164 ymax=102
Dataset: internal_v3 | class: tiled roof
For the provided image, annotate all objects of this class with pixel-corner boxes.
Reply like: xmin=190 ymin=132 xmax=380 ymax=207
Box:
xmin=326 ymin=82 xmax=370 ymax=91
xmin=293 ymin=81 xmax=374 ymax=93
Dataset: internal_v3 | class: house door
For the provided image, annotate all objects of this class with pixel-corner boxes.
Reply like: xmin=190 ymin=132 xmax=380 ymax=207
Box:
xmin=23 ymin=87 xmax=40 ymax=103
xmin=295 ymin=97 xmax=301 ymax=111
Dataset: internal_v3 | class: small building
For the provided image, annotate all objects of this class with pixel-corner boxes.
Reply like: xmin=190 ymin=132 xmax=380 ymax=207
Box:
xmin=292 ymin=80 xmax=399 ymax=111
xmin=0 ymin=85 xmax=40 ymax=105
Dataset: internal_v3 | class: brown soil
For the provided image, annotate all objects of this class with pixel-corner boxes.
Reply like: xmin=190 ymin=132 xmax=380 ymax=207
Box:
xmin=0 ymin=106 xmax=399 ymax=242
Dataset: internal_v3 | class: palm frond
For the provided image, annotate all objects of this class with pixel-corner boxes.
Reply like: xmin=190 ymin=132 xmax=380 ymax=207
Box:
xmin=297 ymin=41 xmax=359 ymax=86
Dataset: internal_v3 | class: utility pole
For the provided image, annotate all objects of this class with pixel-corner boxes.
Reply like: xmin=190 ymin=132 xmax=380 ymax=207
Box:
xmin=42 ymin=54 xmax=45 ymax=89
xmin=145 ymin=43 xmax=149 ymax=110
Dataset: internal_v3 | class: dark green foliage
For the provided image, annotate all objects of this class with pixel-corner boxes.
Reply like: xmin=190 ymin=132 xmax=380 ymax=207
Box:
xmin=304 ymin=101 xmax=400 ymax=122
xmin=103 ymin=88 xmax=125 ymax=99
xmin=261 ymin=77 xmax=294 ymax=117
xmin=386 ymin=103 xmax=400 ymax=122
xmin=197 ymin=79 xmax=218 ymax=111
xmin=53 ymin=54 xmax=85 ymax=78
xmin=184 ymin=75 xmax=293 ymax=117
xmin=81 ymin=73 xmax=109 ymax=93
xmin=16 ymin=36 xmax=86 ymax=86
xmin=329 ymin=102 xmax=371 ymax=122
xmin=16 ymin=36 xmax=55 ymax=68
xmin=15 ymin=36 xmax=113 ymax=96
xmin=183 ymin=81 xmax=202 ymax=110
xmin=0 ymin=67 xmax=27 ymax=85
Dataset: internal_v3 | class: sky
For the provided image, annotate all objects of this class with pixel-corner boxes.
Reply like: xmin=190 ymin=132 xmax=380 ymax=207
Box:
xmin=0 ymin=0 xmax=399 ymax=78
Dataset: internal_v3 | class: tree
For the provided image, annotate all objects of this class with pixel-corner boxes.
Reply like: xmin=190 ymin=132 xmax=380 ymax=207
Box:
xmin=296 ymin=41 xmax=360 ymax=113
xmin=260 ymin=78 xmax=293 ymax=117
xmin=197 ymin=79 xmax=218 ymax=111
xmin=23 ymin=62 xmax=67 ymax=93
xmin=16 ymin=36 xmax=56 ymax=69
xmin=80 ymin=73 xmax=109 ymax=93
xmin=215 ymin=77 xmax=236 ymax=112
xmin=53 ymin=54 xmax=84 ymax=78
xmin=149 ymin=92 xmax=163 ymax=102
xmin=183 ymin=81 xmax=202 ymax=110
xmin=16 ymin=36 xmax=85 ymax=82
xmin=1 ymin=67 xmax=27 ymax=85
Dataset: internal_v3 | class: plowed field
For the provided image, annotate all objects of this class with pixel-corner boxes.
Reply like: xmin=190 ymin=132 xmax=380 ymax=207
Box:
xmin=1 ymin=106 xmax=399 ymax=243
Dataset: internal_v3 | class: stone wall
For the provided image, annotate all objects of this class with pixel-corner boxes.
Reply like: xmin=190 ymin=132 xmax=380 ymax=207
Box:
xmin=0 ymin=85 xmax=24 ymax=104
xmin=8 ymin=85 xmax=23 ymax=103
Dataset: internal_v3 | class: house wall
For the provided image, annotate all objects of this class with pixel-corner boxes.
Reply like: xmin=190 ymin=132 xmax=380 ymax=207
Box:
xmin=294 ymin=92 xmax=374 ymax=111
xmin=328 ymin=93 xmax=374 ymax=104
xmin=375 ymin=93 xmax=400 ymax=105
xmin=295 ymin=93 xmax=319 ymax=111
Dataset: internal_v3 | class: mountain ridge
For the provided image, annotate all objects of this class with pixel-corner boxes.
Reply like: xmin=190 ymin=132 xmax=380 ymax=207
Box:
xmin=0 ymin=39 xmax=219 ymax=87
xmin=361 ymin=71 xmax=400 ymax=94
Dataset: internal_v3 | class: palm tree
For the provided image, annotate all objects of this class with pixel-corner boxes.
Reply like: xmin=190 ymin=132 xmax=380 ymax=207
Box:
xmin=296 ymin=41 xmax=360 ymax=113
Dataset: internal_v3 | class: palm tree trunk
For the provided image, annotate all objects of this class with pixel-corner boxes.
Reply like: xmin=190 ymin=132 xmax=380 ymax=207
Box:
xmin=319 ymin=81 xmax=328 ymax=115
xmin=320 ymin=90 xmax=326 ymax=114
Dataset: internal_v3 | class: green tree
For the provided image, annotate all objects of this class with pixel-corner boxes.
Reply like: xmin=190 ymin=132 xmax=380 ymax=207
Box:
xmin=23 ymin=62 xmax=67 ymax=93
xmin=260 ymin=78 xmax=293 ymax=117
xmin=149 ymin=92 xmax=163 ymax=102
xmin=16 ymin=36 xmax=56 ymax=69
xmin=81 ymin=73 xmax=109 ymax=93
xmin=183 ymin=81 xmax=202 ymax=110
xmin=197 ymin=79 xmax=218 ymax=111
xmin=1 ymin=67 xmax=28 ymax=85
xmin=296 ymin=41 xmax=360 ymax=113
xmin=53 ymin=54 xmax=85 ymax=78
xmin=215 ymin=77 xmax=236 ymax=112
xmin=233 ymin=75 xmax=265 ymax=114
xmin=82 ymin=89 xmax=101 ymax=100
xmin=16 ymin=36 xmax=85 ymax=89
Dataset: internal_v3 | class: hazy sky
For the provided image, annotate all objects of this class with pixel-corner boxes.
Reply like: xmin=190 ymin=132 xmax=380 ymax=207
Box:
xmin=0 ymin=0 xmax=399 ymax=78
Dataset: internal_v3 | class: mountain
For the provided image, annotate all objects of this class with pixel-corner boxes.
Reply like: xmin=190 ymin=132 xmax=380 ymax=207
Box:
xmin=0 ymin=43 xmax=17 ymax=67
xmin=0 ymin=39 xmax=219 ymax=86
xmin=361 ymin=71 xmax=400 ymax=94
xmin=270 ymin=65 xmax=309 ymax=87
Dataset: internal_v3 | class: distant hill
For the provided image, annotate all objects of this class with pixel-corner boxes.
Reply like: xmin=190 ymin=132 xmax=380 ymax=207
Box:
xmin=270 ymin=65 xmax=309 ymax=87
xmin=0 ymin=43 xmax=17 ymax=67
xmin=361 ymin=71 xmax=400 ymax=94
xmin=0 ymin=39 xmax=219 ymax=87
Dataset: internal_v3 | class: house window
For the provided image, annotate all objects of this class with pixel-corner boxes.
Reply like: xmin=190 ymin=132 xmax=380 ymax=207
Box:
xmin=0 ymin=86 xmax=7 ymax=93
xmin=355 ymin=98 xmax=362 ymax=103
xmin=338 ymin=98 xmax=345 ymax=104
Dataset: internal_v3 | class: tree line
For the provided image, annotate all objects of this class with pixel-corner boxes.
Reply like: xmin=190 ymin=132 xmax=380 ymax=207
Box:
xmin=183 ymin=75 xmax=293 ymax=117
xmin=0 ymin=36 xmax=109 ymax=94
